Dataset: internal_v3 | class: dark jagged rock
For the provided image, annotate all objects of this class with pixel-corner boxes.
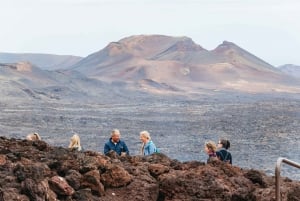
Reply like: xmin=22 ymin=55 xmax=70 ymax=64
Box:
xmin=0 ymin=136 xmax=299 ymax=200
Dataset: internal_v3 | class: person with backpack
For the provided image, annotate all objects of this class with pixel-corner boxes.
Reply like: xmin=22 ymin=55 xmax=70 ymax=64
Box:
xmin=216 ymin=139 xmax=232 ymax=164
xmin=140 ymin=130 xmax=157 ymax=155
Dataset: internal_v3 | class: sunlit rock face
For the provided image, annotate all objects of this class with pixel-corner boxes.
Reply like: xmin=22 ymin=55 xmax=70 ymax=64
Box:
xmin=71 ymin=35 xmax=300 ymax=94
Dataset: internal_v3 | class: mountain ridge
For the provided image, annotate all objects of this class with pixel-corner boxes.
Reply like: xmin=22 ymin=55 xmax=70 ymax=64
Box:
xmin=0 ymin=52 xmax=82 ymax=70
xmin=70 ymin=35 xmax=300 ymax=94
xmin=278 ymin=64 xmax=300 ymax=78
xmin=1 ymin=35 xmax=300 ymax=96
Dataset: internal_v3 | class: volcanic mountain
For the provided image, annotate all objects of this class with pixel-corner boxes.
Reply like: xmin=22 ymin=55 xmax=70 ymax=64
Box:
xmin=71 ymin=35 xmax=300 ymax=93
xmin=278 ymin=64 xmax=300 ymax=78
xmin=1 ymin=35 xmax=299 ymax=96
xmin=0 ymin=52 xmax=82 ymax=70
xmin=0 ymin=61 xmax=156 ymax=104
xmin=0 ymin=61 xmax=116 ymax=102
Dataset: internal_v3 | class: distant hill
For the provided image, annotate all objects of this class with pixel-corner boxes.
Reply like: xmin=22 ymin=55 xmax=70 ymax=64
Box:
xmin=71 ymin=34 xmax=300 ymax=93
xmin=278 ymin=64 xmax=300 ymax=78
xmin=0 ymin=61 xmax=105 ymax=102
xmin=0 ymin=61 xmax=154 ymax=103
xmin=0 ymin=52 xmax=82 ymax=70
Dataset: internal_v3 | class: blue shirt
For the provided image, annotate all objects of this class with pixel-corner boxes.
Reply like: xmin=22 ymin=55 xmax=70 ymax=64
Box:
xmin=104 ymin=138 xmax=129 ymax=155
xmin=143 ymin=140 xmax=157 ymax=156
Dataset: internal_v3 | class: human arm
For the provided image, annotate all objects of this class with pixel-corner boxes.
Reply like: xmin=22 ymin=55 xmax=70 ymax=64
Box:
xmin=228 ymin=153 xmax=232 ymax=164
xmin=104 ymin=142 xmax=111 ymax=155
xmin=121 ymin=141 xmax=129 ymax=155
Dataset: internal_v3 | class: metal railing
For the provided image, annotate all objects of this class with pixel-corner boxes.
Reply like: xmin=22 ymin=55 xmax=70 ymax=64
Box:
xmin=275 ymin=157 xmax=300 ymax=201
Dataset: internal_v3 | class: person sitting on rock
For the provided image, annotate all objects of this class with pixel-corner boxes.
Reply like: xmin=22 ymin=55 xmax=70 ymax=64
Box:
xmin=216 ymin=139 xmax=232 ymax=164
xmin=204 ymin=141 xmax=218 ymax=163
xmin=69 ymin=133 xmax=82 ymax=151
xmin=104 ymin=129 xmax=129 ymax=156
xmin=26 ymin=132 xmax=41 ymax=141
xmin=140 ymin=130 xmax=157 ymax=156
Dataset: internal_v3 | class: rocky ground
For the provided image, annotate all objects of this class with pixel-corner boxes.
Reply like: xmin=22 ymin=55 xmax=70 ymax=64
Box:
xmin=1 ymin=136 xmax=300 ymax=201
xmin=0 ymin=92 xmax=300 ymax=181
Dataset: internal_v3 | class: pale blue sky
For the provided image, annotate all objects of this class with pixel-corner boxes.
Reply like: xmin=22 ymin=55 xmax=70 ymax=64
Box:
xmin=1 ymin=0 xmax=300 ymax=66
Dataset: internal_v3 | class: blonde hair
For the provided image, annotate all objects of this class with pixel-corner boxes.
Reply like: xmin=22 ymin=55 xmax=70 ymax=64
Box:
xmin=140 ymin=131 xmax=151 ymax=155
xmin=205 ymin=141 xmax=217 ymax=153
xmin=140 ymin=130 xmax=151 ymax=140
xmin=69 ymin=134 xmax=81 ymax=151
xmin=26 ymin=132 xmax=41 ymax=141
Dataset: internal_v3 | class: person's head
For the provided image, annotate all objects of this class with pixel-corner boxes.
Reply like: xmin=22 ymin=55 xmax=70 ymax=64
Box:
xmin=140 ymin=130 xmax=151 ymax=143
xmin=218 ymin=139 xmax=230 ymax=150
xmin=111 ymin=129 xmax=121 ymax=143
xmin=26 ymin=132 xmax=41 ymax=141
xmin=205 ymin=141 xmax=217 ymax=154
xmin=69 ymin=134 xmax=81 ymax=148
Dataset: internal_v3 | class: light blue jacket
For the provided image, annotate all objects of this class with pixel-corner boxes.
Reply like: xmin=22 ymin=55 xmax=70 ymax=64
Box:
xmin=143 ymin=140 xmax=157 ymax=156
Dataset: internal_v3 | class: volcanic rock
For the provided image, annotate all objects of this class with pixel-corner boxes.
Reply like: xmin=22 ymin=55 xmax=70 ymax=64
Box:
xmin=0 ymin=136 xmax=299 ymax=200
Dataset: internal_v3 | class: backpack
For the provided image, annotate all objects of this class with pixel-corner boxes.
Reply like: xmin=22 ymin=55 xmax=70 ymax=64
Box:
xmin=217 ymin=150 xmax=231 ymax=164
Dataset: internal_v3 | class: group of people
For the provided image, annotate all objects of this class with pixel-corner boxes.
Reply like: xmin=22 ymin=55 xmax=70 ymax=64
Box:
xmin=26 ymin=130 xmax=232 ymax=164
xmin=103 ymin=129 xmax=157 ymax=156
xmin=25 ymin=129 xmax=158 ymax=156
xmin=204 ymin=139 xmax=232 ymax=164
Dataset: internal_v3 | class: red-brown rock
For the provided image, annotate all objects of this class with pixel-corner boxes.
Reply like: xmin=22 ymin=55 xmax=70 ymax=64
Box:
xmin=48 ymin=176 xmax=74 ymax=196
xmin=101 ymin=164 xmax=133 ymax=187
xmin=0 ymin=136 xmax=299 ymax=201
xmin=81 ymin=170 xmax=105 ymax=196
